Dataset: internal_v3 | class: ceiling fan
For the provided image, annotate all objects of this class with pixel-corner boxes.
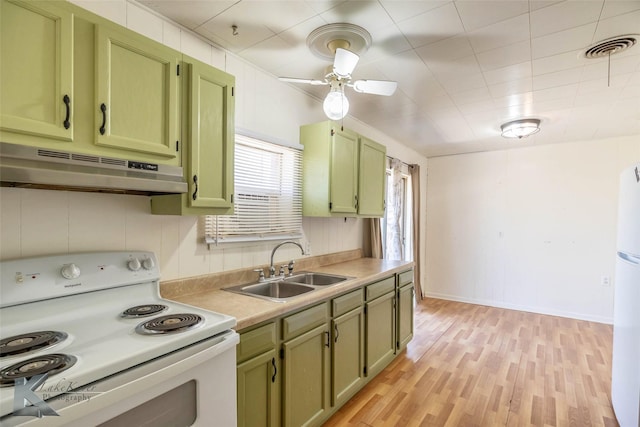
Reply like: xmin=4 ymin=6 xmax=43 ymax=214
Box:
xmin=278 ymin=25 xmax=398 ymax=121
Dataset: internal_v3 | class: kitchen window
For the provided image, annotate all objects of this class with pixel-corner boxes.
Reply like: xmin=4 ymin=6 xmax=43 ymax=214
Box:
xmin=204 ymin=133 xmax=303 ymax=245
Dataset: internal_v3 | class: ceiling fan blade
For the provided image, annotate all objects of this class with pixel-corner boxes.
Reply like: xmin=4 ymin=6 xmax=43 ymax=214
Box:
xmin=352 ymin=80 xmax=398 ymax=96
xmin=333 ymin=48 xmax=359 ymax=78
xmin=278 ymin=77 xmax=327 ymax=86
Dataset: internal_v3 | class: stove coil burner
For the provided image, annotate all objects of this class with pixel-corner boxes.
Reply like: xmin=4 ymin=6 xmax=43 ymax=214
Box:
xmin=120 ymin=304 xmax=168 ymax=318
xmin=0 ymin=354 xmax=77 ymax=388
xmin=0 ymin=331 xmax=68 ymax=358
xmin=135 ymin=313 xmax=203 ymax=335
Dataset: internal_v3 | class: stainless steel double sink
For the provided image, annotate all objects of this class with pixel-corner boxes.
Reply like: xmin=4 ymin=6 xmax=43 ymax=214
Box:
xmin=224 ymin=272 xmax=351 ymax=302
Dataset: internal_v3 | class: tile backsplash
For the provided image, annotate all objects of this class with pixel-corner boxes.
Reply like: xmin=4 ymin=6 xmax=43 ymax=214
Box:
xmin=0 ymin=187 xmax=363 ymax=281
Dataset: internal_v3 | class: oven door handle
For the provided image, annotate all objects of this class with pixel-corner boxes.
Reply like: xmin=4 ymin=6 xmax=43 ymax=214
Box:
xmin=39 ymin=331 xmax=239 ymax=426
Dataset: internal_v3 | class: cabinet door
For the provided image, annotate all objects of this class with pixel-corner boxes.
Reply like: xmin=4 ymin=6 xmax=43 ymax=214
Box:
xmin=365 ymin=291 xmax=396 ymax=376
xmin=282 ymin=324 xmax=330 ymax=427
xmin=95 ymin=24 xmax=179 ymax=160
xmin=397 ymin=284 xmax=414 ymax=352
xmin=358 ymin=136 xmax=386 ymax=217
xmin=0 ymin=0 xmax=73 ymax=141
xmin=237 ymin=349 xmax=280 ymax=427
xmin=329 ymin=128 xmax=358 ymax=214
xmin=332 ymin=306 xmax=364 ymax=407
xmin=186 ymin=58 xmax=235 ymax=209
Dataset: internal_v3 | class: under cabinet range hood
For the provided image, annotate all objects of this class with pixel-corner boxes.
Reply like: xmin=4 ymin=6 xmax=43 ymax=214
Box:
xmin=0 ymin=142 xmax=187 ymax=195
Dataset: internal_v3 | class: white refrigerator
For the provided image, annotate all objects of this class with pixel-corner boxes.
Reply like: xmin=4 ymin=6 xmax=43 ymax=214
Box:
xmin=612 ymin=163 xmax=640 ymax=427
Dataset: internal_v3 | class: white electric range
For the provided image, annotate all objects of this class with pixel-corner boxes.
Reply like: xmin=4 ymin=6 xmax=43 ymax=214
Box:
xmin=0 ymin=251 xmax=238 ymax=426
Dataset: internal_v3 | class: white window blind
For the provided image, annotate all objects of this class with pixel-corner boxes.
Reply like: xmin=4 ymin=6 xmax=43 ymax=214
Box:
xmin=204 ymin=134 xmax=302 ymax=245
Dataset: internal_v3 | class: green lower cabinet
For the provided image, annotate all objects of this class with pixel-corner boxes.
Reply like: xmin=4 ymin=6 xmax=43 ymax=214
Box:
xmin=365 ymin=291 xmax=396 ymax=377
xmin=397 ymin=283 xmax=414 ymax=352
xmin=282 ymin=324 xmax=330 ymax=427
xmin=237 ymin=349 xmax=280 ymax=427
xmin=331 ymin=306 xmax=365 ymax=407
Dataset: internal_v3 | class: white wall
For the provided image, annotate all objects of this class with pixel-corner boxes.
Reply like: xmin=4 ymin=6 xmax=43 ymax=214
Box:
xmin=0 ymin=0 xmax=428 ymax=284
xmin=426 ymin=136 xmax=640 ymax=323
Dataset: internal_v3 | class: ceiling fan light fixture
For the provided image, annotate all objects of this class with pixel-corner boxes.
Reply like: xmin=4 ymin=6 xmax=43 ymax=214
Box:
xmin=501 ymin=118 xmax=541 ymax=139
xmin=323 ymin=84 xmax=349 ymax=120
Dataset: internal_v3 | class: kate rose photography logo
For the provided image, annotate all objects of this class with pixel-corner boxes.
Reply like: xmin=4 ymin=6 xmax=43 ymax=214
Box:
xmin=13 ymin=374 xmax=99 ymax=418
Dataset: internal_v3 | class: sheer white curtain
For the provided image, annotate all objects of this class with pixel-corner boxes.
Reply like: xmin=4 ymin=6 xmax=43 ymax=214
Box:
xmin=386 ymin=158 xmax=404 ymax=261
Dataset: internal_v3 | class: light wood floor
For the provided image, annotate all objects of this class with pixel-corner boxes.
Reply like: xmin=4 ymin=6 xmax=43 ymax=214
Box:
xmin=323 ymin=298 xmax=618 ymax=427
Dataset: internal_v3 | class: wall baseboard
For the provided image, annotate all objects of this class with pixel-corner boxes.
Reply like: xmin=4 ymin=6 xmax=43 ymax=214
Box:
xmin=425 ymin=292 xmax=614 ymax=325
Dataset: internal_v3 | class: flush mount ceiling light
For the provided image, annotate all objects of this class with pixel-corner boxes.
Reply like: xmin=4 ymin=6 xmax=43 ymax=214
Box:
xmin=500 ymin=118 xmax=541 ymax=139
xmin=278 ymin=23 xmax=397 ymax=121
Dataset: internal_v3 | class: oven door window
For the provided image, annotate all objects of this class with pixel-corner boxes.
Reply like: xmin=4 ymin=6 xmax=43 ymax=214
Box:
xmin=98 ymin=381 xmax=196 ymax=427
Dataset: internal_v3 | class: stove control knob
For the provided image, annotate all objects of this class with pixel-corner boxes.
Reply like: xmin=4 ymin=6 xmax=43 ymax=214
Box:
xmin=127 ymin=258 xmax=141 ymax=271
xmin=142 ymin=257 xmax=155 ymax=270
xmin=61 ymin=263 xmax=81 ymax=280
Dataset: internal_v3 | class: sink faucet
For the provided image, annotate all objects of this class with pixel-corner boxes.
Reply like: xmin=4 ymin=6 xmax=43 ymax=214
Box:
xmin=270 ymin=241 xmax=304 ymax=278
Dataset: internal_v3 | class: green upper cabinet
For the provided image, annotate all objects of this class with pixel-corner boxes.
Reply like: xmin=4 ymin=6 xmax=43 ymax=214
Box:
xmin=329 ymin=128 xmax=359 ymax=214
xmin=358 ymin=137 xmax=386 ymax=217
xmin=300 ymin=121 xmax=386 ymax=217
xmin=95 ymin=24 xmax=180 ymax=159
xmin=0 ymin=0 xmax=74 ymax=142
xmin=151 ymin=56 xmax=235 ymax=215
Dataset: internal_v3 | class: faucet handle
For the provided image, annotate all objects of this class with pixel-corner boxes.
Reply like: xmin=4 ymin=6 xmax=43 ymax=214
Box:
xmin=253 ymin=268 xmax=266 ymax=282
xmin=287 ymin=260 xmax=295 ymax=276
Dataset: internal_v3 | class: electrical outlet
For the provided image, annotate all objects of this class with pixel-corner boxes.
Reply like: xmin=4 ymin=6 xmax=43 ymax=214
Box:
xmin=601 ymin=276 xmax=611 ymax=287
xmin=305 ymin=241 xmax=312 ymax=256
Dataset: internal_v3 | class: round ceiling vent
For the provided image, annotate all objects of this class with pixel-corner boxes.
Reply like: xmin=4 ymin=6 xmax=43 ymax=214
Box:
xmin=307 ymin=23 xmax=372 ymax=61
xmin=583 ymin=35 xmax=638 ymax=59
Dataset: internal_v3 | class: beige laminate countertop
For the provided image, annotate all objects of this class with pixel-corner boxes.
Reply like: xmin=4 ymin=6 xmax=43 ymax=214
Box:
xmin=167 ymin=258 xmax=413 ymax=331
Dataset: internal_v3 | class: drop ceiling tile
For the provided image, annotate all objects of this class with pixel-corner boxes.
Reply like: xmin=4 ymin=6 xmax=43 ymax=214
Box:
xmin=532 ymin=83 xmax=579 ymax=102
xmin=467 ymin=13 xmax=530 ymax=53
xmin=428 ymin=54 xmax=482 ymax=76
xmin=415 ymin=35 xmax=474 ymax=66
xmin=457 ymin=99 xmax=497 ymax=114
xmin=196 ymin=8 xmax=275 ymax=53
xmin=380 ymin=0 xmax=449 ymax=23
xmin=532 ymin=50 xmax=584 ymax=75
xmin=489 ymin=77 xmax=533 ymax=98
xmin=139 ymin=1 xmax=235 ymax=29
xmin=493 ymin=91 xmax=534 ymax=108
xmin=528 ymin=1 xmax=564 ymax=11
xmin=455 ymin=0 xmax=529 ymax=32
xmin=574 ymin=88 xmax=625 ymax=107
xmin=277 ymin=16 xmax=328 ymax=46
xmin=593 ymin=9 xmax=640 ymax=41
xmin=581 ymin=54 xmax=640 ymax=81
xmin=450 ymin=86 xmax=492 ymax=105
xmin=533 ymin=68 xmax=584 ymax=91
xmin=476 ymin=40 xmax=531 ymax=71
xmin=600 ymin=0 xmax=640 ymax=19
xmin=531 ymin=23 xmax=597 ymax=59
xmin=530 ymin=0 xmax=603 ymax=38
xmin=396 ymin=3 xmax=465 ymax=48
xmin=319 ymin=1 xmax=395 ymax=31
xmin=483 ymin=61 xmax=532 ymax=85
xmin=439 ymin=72 xmax=488 ymax=94
xmin=304 ymin=0 xmax=348 ymax=15
xmin=578 ymin=72 xmax=632 ymax=94
xmin=360 ymin=24 xmax=413 ymax=64
xmin=240 ymin=36 xmax=296 ymax=74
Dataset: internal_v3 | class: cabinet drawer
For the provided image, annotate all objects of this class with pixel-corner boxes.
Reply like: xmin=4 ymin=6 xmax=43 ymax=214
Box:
xmin=398 ymin=270 xmax=414 ymax=287
xmin=365 ymin=276 xmax=395 ymax=301
xmin=282 ymin=303 xmax=328 ymax=341
xmin=332 ymin=289 xmax=363 ymax=317
xmin=237 ymin=322 xmax=277 ymax=363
